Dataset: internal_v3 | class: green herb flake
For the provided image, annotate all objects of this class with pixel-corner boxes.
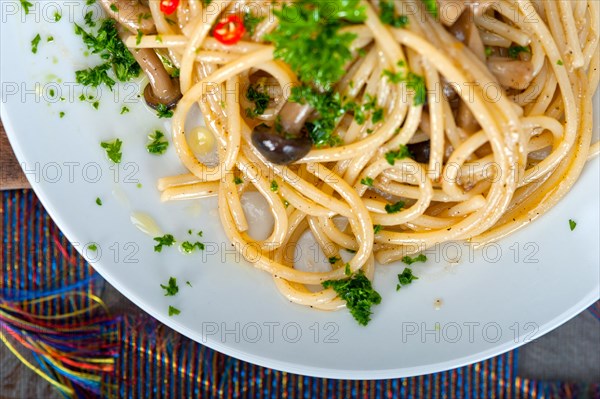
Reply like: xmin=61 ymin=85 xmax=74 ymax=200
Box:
xmin=136 ymin=29 xmax=143 ymax=45
xmin=243 ymin=12 xmax=265 ymax=36
xmin=569 ymin=219 xmax=577 ymax=231
xmin=100 ymin=139 xmax=122 ymax=163
xmin=95 ymin=197 xmax=102 ymax=206
xmin=168 ymin=305 xmax=181 ymax=316
xmin=270 ymin=180 xmax=279 ymax=192
xmin=156 ymin=103 xmax=174 ymax=118
xmin=557 ymin=59 xmax=564 ymax=66
xmin=146 ymin=130 xmax=169 ymax=155
xmin=401 ymin=254 xmax=427 ymax=265
xmin=508 ymin=45 xmax=530 ymax=59
xmin=361 ymin=177 xmax=374 ymax=187
xmin=186 ymin=281 xmax=192 ymax=287
xmin=180 ymin=241 xmax=205 ymax=254
xmin=245 ymin=84 xmax=270 ymax=118
xmin=396 ymin=267 xmax=418 ymax=290
xmin=379 ymin=0 xmax=408 ymax=28
xmin=31 ymin=34 xmax=41 ymax=54
xmin=59 ymin=111 xmax=65 ymax=118
xmin=328 ymin=256 xmax=341 ymax=265
xmin=160 ymin=277 xmax=179 ymax=296
xmin=109 ymin=3 xmax=118 ymax=11
xmin=84 ymin=11 xmax=95 ymax=27
xmin=344 ymin=263 xmax=351 ymax=276
xmin=322 ymin=271 xmax=382 ymax=326
xmin=373 ymin=224 xmax=382 ymax=234
xmin=234 ymin=176 xmax=243 ymax=185
xmin=20 ymin=0 xmax=33 ymax=14
xmin=154 ymin=234 xmax=175 ymax=252
xmin=385 ymin=201 xmax=405 ymax=214
xmin=47 ymin=36 xmax=54 ymax=43
xmin=385 ymin=144 xmax=413 ymax=165
xmin=421 ymin=0 xmax=438 ymax=18
xmin=120 ymin=106 xmax=129 ymax=114
xmin=88 ymin=243 xmax=98 ymax=251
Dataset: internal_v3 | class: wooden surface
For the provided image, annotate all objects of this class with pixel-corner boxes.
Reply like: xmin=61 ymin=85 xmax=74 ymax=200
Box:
xmin=0 ymin=120 xmax=31 ymax=190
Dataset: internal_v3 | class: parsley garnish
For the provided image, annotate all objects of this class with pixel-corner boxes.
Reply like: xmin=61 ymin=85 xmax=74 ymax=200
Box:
xmin=100 ymin=139 xmax=122 ymax=163
xmin=557 ymin=60 xmax=564 ymax=66
xmin=385 ymin=201 xmax=405 ymax=214
xmin=361 ymin=177 xmax=374 ymax=187
xmin=20 ymin=0 xmax=33 ymax=14
xmin=373 ymin=224 xmax=382 ymax=234
xmin=243 ymin=12 xmax=264 ymax=36
xmin=31 ymin=34 xmax=41 ymax=54
xmin=156 ymin=103 xmax=173 ymax=118
xmin=59 ymin=111 xmax=65 ymax=118
xmin=54 ymin=12 xmax=62 ymax=22
xmin=344 ymin=263 xmax=351 ymax=276
xmin=160 ymin=277 xmax=179 ymax=296
xmin=109 ymin=4 xmax=118 ymax=11
xmin=266 ymin=0 xmax=366 ymax=89
xmin=270 ymin=180 xmax=279 ymax=192
xmin=186 ymin=281 xmax=192 ymax=287
xmin=322 ymin=271 xmax=382 ymax=326
xmin=379 ymin=0 xmax=408 ymax=28
xmin=396 ymin=267 xmax=418 ymax=290
xmin=95 ymin=197 xmax=102 ymax=206
xmin=74 ymin=19 xmax=140 ymax=89
xmin=383 ymin=69 xmax=426 ymax=106
xmin=154 ymin=234 xmax=175 ymax=252
xmin=146 ymin=130 xmax=169 ymax=155
xmin=246 ymin=84 xmax=270 ymax=118
xmin=180 ymin=241 xmax=205 ymax=253
xmin=136 ymin=29 xmax=143 ymax=45
xmin=120 ymin=106 xmax=129 ymax=114
xmin=421 ymin=0 xmax=438 ymax=18
xmin=168 ymin=305 xmax=181 ymax=316
xmin=76 ymin=64 xmax=115 ymax=88
xmin=88 ymin=243 xmax=98 ymax=251
xmin=508 ymin=45 xmax=530 ymax=59
xmin=328 ymin=256 xmax=341 ymax=264
xmin=234 ymin=177 xmax=243 ymax=185
xmin=569 ymin=219 xmax=577 ymax=231
xmin=385 ymin=144 xmax=412 ymax=165
xmin=402 ymin=254 xmax=427 ymax=265
xmin=84 ymin=11 xmax=95 ymax=27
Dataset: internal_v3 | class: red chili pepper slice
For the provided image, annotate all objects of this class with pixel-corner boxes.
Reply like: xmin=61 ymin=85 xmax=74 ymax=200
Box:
xmin=160 ymin=0 xmax=179 ymax=15
xmin=213 ymin=15 xmax=246 ymax=45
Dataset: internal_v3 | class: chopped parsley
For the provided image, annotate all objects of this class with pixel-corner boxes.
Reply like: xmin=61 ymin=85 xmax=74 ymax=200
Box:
xmin=379 ymin=0 xmax=408 ymax=28
xmin=154 ymin=234 xmax=176 ymax=252
xmin=156 ymin=103 xmax=173 ymax=118
xmin=180 ymin=241 xmax=205 ymax=253
xmin=47 ymin=36 xmax=54 ymax=43
xmin=86 ymin=0 xmax=95 ymax=4
xmin=569 ymin=219 xmax=577 ymax=231
xmin=328 ymin=256 xmax=341 ymax=264
xmin=168 ymin=305 xmax=181 ymax=316
xmin=84 ymin=11 xmax=95 ymax=27
xmin=146 ymin=130 xmax=169 ymax=155
xmin=508 ymin=45 xmax=530 ymax=59
xmin=245 ymin=84 xmax=270 ymax=118
xmin=95 ymin=197 xmax=102 ymax=206
xmin=186 ymin=281 xmax=192 ymax=287
xmin=109 ymin=3 xmax=118 ymax=11
xmin=243 ymin=12 xmax=265 ymax=36
xmin=557 ymin=59 xmax=564 ymax=66
xmin=361 ymin=177 xmax=374 ymax=187
xmin=385 ymin=201 xmax=405 ymax=214
xmin=160 ymin=277 xmax=179 ymax=296
xmin=120 ymin=106 xmax=129 ymax=114
xmin=485 ymin=46 xmax=493 ymax=57
xmin=92 ymin=100 xmax=100 ymax=109
xmin=74 ymin=19 xmax=141 ymax=89
xmin=421 ymin=0 xmax=438 ymax=18
xmin=75 ymin=64 xmax=115 ymax=88
xmin=383 ymin=69 xmax=426 ymax=106
xmin=289 ymin=85 xmax=344 ymax=148
xmin=385 ymin=144 xmax=413 ymax=165
xmin=373 ymin=224 xmax=382 ymax=234
xmin=20 ymin=0 xmax=33 ymax=14
xmin=344 ymin=263 xmax=351 ymax=276
xmin=88 ymin=243 xmax=98 ymax=251
xmin=396 ymin=267 xmax=418 ymax=290
xmin=100 ymin=139 xmax=122 ymax=163
xmin=54 ymin=12 xmax=62 ymax=22
xmin=402 ymin=254 xmax=427 ymax=265
xmin=371 ymin=108 xmax=384 ymax=124
xmin=322 ymin=271 xmax=382 ymax=326
xmin=270 ymin=180 xmax=279 ymax=192
xmin=136 ymin=29 xmax=143 ymax=45
xmin=59 ymin=111 xmax=65 ymax=118
xmin=31 ymin=34 xmax=41 ymax=54
xmin=234 ymin=176 xmax=243 ymax=185
xmin=266 ymin=0 xmax=366 ymax=89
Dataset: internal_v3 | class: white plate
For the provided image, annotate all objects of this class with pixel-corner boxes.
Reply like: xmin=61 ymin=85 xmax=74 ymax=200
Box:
xmin=2 ymin=1 xmax=598 ymax=379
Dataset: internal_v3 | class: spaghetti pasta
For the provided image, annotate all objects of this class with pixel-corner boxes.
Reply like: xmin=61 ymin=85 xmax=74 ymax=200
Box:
xmin=114 ymin=0 xmax=598 ymax=318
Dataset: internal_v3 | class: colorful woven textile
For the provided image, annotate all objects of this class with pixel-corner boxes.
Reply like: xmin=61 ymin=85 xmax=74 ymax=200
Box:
xmin=1 ymin=190 xmax=599 ymax=399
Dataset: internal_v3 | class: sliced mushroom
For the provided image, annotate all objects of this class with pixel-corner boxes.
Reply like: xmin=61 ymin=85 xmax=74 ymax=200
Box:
xmin=116 ymin=26 xmax=182 ymax=109
xmin=486 ymin=57 xmax=534 ymax=90
xmin=408 ymin=141 xmax=431 ymax=164
xmin=251 ymin=101 xmax=314 ymax=165
xmin=449 ymin=8 xmax=486 ymax=62
xmin=98 ymin=0 xmax=156 ymax=34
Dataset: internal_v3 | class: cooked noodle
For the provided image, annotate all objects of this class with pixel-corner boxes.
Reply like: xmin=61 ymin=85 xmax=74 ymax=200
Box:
xmin=119 ymin=0 xmax=598 ymax=311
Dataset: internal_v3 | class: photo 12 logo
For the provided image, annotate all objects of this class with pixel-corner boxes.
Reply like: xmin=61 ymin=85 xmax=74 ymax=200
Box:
xmin=400 ymin=321 xmax=539 ymax=344
xmin=200 ymin=321 xmax=341 ymax=344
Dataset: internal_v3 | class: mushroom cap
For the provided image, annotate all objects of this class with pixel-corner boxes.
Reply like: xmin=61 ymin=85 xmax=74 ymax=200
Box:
xmin=251 ymin=124 xmax=313 ymax=165
xmin=144 ymin=79 xmax=182 ymax=110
